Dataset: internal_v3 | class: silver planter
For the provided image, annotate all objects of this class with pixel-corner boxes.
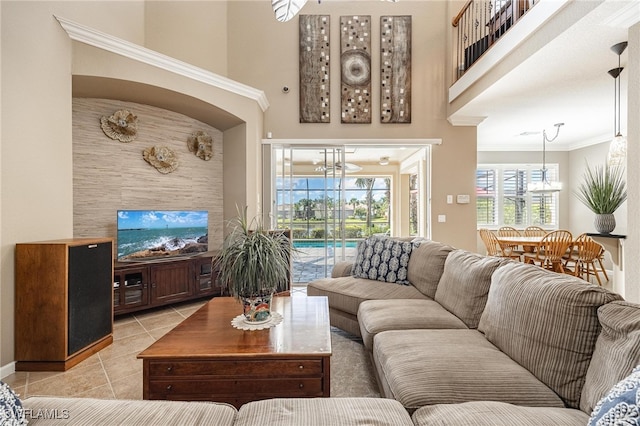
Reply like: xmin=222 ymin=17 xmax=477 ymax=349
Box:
xmin=594 ymin=213 xmax=616 ymax=234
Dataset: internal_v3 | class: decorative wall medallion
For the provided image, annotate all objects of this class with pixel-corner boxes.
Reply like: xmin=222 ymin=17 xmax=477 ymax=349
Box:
xmin=299 ymin=15 xmax=330 ymax=123
xmin=341 ymin=15 xmax=371 ymax=124
xmin=187 ymin=130 xmax=213 ymax=161
xmin=380 ymin=16 xmax=412 ymax=123
xmin=143 ymin=146 xmax=178 ymax=174
xmin=100 ymin=109 xmax=138 ymax=142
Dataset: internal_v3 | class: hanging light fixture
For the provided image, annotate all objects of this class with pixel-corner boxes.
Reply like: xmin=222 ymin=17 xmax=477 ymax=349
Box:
xmin=607 ymin=41 xmax=628 ymax=167
xmin=527 ymin=123 xmax=564 ymax=193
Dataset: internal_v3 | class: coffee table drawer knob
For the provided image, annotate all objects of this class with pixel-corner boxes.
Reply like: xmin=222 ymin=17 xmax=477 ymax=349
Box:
xmin=299 ymin=383 xmax=304 ymax=389
xmin=166 ymin=366 xmax=173 ymax=372
xmin=166 ymin=385 xmax=172 ymax=391
xmin=299 ymin=365 xmax=304 ymax=369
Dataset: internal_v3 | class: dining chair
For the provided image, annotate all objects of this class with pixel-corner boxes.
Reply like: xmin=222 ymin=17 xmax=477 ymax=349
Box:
xmin=479 ymin=228 xmax=521 ymax=260
xmin=523 ymin=230 xmax=573 ymax=273
xmin=564 ymin=233 xmax=607 ymax=285
xmin=523 ymin=226 xmax=547 ymax=237
xmin=497 ymin=226 xmax=524 ymax=255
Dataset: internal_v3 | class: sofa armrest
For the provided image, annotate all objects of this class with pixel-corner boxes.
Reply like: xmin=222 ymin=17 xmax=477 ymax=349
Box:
xmin=332 ymin=261 xmax=353 ymax=278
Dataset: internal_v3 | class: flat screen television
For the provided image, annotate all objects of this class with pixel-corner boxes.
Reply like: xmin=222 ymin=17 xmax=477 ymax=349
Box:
xmin=116 ymin=210 xmax=209 ymax=262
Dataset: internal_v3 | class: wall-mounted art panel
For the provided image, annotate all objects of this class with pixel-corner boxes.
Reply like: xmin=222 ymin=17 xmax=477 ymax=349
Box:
xmin=380 ymin=16 xmax=411 ymax=123
xmin=299 ymin=15 xmax=330 ymax=123
xmin=340 ymin=15 xmax=371 ymax=124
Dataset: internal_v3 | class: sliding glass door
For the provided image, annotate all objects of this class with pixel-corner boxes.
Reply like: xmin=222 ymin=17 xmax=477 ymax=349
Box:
xmin=273 ymin=146 xmax=348 ymax=284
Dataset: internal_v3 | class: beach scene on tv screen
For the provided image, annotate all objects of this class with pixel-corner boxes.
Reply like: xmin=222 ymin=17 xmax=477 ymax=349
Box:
xmin=117 ymin=210 xmax=208 ymax=261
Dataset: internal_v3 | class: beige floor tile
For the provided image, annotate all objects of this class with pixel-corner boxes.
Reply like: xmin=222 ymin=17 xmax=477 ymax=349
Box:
xmin=113 ymin=320 xmax=148 ymax=341
xmin=136 ymin=310 xmax=185 ymax=332
xmin=27 ymin=370 xmax=65 ymax=386
xmin=27 ymin=363 xmax=109 ymax=397
xmin=146 ymin=324 xmax=177 ymax=340
xmin=101 ymin=352 xmax=143 ymax=383
xmin=2 ymin=371 xmax=28 ymax=388
xmin=97 ymin=333 xmax=156 ymax=362
xmin=74 ymin=352 xmax=102 ymax=369
xmin=113 ymin=313 xmax=137 ymax=325
xmin=111 ymin=372 xmax=143 ymax=400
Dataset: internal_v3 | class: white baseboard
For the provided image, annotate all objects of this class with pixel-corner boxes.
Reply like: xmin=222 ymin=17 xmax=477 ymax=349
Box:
xmin=1 ymin=361 xmax=16 ymax=379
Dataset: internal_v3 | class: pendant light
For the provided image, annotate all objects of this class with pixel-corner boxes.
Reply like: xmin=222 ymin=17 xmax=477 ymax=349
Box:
xmin=527 ymin=123 xmax=564 ymax=193
xmin=607 ymin=41 xmax=628 ymax=167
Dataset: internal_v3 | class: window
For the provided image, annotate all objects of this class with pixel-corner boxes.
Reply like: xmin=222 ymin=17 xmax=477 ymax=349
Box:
xmin=476 ymin=164 xmax=559 ymax=228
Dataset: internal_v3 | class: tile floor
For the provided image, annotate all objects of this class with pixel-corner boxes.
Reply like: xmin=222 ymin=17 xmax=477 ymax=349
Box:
xmin=3 ymin=287 xmax=308 ymax=401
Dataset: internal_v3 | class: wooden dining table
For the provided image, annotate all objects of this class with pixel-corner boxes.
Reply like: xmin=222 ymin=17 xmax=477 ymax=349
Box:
xmin=496 ymin=234 xmax=576 ymax=273
xmin=495 ymin=235 xmax=546 ymax=253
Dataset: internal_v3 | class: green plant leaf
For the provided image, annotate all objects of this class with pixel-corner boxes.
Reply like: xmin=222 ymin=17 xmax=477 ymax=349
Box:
xmin=574 ymin=161 xmax=627 ymax=214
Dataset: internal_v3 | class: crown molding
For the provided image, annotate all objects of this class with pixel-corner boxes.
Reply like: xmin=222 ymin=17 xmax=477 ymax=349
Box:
xmin=54 ymin=15 xmax=269 ymax=112
xmin=262 ymin=138 xmax=443 ymax=146
xmin=447 ymin=115 xmax=487 ymax=126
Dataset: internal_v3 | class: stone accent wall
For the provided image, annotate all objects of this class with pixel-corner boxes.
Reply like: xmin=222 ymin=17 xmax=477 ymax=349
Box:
xmin=72 ymin=98 xmax=224 ymax=253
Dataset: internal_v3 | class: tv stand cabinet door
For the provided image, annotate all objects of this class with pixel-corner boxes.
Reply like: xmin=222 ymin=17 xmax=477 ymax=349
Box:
xmin=150 ymin=261 xmax=193 ymax=306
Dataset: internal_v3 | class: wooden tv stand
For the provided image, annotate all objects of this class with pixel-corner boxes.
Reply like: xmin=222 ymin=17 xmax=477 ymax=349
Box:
xmin=113 ymin=251 xmax=222 ymax=316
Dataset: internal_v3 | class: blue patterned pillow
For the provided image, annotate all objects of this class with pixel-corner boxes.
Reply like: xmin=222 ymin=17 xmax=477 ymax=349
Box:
xmin=589 ymin=365 xmax=640 ymax=426
xmin=0 ymin=381 xmax=27 ymax=426
xmin=352 ymin=236 xmax=413 ymax=285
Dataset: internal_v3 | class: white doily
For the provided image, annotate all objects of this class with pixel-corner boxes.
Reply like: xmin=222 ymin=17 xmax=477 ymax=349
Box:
xmin=230 ymin=312 xmax=283 ymax=330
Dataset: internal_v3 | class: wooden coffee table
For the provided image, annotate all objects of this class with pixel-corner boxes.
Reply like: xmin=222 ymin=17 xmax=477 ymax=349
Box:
xmin=137 ymin=296 xmax=331 ymax=408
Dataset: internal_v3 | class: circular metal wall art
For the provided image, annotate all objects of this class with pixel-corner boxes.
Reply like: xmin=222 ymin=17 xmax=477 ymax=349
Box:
xmin=100 ymin=109 xmax=138 ymax=143
xmin=341 ymin=50 xmax=371 ymax=87
xmin=187 ymin=130 xmax=213 ymax=161
xmin=143 ymin=146 xmax=178 ymax=174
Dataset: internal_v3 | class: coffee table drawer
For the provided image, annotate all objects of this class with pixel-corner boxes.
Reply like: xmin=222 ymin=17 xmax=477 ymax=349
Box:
xmin=149 ymin=359 xmax=323 ymax=377
xmin=149 ymin=377 xmax=324 ymax=397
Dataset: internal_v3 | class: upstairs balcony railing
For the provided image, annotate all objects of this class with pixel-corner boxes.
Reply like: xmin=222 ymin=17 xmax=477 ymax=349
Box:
xmin=452 ymin=0 xmax=538 ymax=81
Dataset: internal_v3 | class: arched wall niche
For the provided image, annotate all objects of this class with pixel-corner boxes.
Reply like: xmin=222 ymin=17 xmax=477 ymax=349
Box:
xmin=63 ymin=15 xmax=268 ymax=223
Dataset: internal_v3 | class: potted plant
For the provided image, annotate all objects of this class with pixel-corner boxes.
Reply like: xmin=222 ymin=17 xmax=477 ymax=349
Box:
xmin=574 ymin=162 xmax=627 ymax=234
xmin=215 ymin=207 xmax=292 ymax=323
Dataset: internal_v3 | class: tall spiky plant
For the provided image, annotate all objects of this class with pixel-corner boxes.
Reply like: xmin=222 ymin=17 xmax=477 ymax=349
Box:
xmin=574 ymin=162 xmax=627 ymax=214
xmin=215 ymin=207 xmax=291 ymax=299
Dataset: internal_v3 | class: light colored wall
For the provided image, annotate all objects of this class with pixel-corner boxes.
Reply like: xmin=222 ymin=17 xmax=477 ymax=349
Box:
xmin=1 ymin=0 xmax=146 ymax=372
xmin=144 ymin=1 xmax=228 ymax=75
xmin=72 ymin=98 xmax=224 ymax=250
xmin=624 ymin=22 xmax=639 ymax=304
xmin=1 ymin=0 xmax=261 ymax=372
xmin=227 ymin=1 xmax=479 ymax=251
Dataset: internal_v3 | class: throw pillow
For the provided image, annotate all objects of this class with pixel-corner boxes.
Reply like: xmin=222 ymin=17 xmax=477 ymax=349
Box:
xmin=352 ymin=236 xmax=413 ymax=285
xmin=588 ymin=365 xmax=640 ymax=426
xmin=0 ymin=381 xmax=27 ymax=426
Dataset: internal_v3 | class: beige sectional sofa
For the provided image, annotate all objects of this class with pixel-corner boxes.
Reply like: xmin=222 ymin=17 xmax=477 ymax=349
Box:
xmin=13 ymin=237 xmax=640 ymax=425
xmin=307 ymin=237 xmax=640 ymax=424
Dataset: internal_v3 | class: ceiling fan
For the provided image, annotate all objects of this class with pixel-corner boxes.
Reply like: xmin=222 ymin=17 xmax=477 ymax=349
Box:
xmin=272 ymin=0 xmax=400 ymax=22
xmin=315 ymin=162 xmax=362 ymax=173
xmin=272 ymin=0 xmax=308 ymax=23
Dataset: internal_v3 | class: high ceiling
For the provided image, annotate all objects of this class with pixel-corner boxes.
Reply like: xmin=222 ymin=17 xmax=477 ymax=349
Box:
xmin=452 ymin=0 xmax=639 ymax=152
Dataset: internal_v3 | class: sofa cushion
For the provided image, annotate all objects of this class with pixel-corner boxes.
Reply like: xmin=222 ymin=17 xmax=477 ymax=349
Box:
xmin=434 ymin=250 xmax=509 ymax=328
xmin=478 ymin=262 xmax=623 ymax=409
xmin=372 ymin=329 xmax=565 ymax=411
xmin=22 ymin=397 xmax=237 ymax=425
xmin=235 ymin=397 xmax=414 ymax=426
xmin=352 ymin=236 xmax=413 ymax=285
xmin=358 ymin=299 xmax=468 ymax=351
xmin=307 ymin=276 xmax=430 ymax=317
xmin=580 ymin=301 xmax=640 ymax=414
xmin=412 ymin=401 xmax=589 ymax=426
xmin=588 ymin=365 xmax=640 ymax=426
xmin=406 ymin=240 xmax=454 ymax=298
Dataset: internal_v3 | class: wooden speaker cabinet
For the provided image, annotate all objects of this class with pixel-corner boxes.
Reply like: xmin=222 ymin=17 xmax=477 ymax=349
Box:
xmin=15 ymin=238 xmax=114 ymax=371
